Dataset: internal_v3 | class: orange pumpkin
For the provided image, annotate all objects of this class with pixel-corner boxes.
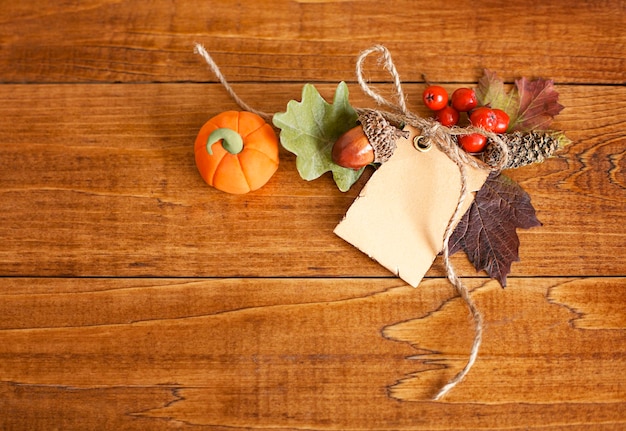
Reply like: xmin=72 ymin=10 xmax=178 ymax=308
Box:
xmin=194 ymin=111 xmax=279 ymax=194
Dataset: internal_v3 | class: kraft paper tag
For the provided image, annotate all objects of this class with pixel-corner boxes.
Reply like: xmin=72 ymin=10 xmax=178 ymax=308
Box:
xmin=334 ymin=126 xmax=489 ymax=287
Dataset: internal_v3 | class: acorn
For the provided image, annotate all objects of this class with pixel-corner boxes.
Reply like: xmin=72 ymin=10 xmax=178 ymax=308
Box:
xmin=332 ymin=125 xmax=375 ymax=169
xmin=332 ymin=110 xmax=408 ymax=170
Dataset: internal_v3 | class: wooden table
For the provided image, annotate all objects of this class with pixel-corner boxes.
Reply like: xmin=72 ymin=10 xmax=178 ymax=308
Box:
xmin=1 ymin=1 xmax=625 ymax=429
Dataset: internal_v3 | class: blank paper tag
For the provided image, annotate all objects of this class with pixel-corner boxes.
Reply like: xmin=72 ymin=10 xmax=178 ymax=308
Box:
xmin=334 ymin=126 xmax=489 ymax=287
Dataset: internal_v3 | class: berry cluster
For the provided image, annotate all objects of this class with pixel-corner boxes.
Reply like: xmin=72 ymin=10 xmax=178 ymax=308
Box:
xmin=422 ymin=85 xmax=510 ymax=153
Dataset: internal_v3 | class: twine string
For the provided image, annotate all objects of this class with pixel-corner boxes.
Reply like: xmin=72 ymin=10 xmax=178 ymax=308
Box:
xmin=194 ymin=43 xmax=510 ymax=400
xmin=435 ymin=160 xmax=484 ymax=401
xmin=354 ymin=45 xmax=509 ymax=400
xmin=193 ymin=43 xmax=273 ymax=123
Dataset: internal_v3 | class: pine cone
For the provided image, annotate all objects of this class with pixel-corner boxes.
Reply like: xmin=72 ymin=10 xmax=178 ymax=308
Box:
xmin=484 ymin=131 xmax=562 ymax=170
xmin=359 ymin=110 xmax=409 ymax=164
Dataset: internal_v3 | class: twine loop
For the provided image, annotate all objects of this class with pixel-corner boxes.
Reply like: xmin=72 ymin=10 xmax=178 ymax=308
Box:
xmin=356 ymin=45 xmax=410 ymax=116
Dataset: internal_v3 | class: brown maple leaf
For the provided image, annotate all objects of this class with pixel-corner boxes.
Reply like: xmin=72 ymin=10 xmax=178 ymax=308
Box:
xmin=476 ymin=69 xmax=565 ymax=133
xmin=448 ymin=172 xmax=542 ymax=287
xmin=511 ymin=76 xmax=565 ymax=132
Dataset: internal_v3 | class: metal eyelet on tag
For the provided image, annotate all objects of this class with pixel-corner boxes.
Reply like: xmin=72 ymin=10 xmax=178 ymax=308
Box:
xmin=413 ymin=135 xmax=432 ymax=152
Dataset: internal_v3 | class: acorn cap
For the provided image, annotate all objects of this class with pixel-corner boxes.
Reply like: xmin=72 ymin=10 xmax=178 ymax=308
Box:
xmin=359 ymin=110 xmax=409 ymax=164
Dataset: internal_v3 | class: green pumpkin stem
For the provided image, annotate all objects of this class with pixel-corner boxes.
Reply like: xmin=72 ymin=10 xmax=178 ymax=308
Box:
xmin=207 ymin=128 xmax=244 ymax=155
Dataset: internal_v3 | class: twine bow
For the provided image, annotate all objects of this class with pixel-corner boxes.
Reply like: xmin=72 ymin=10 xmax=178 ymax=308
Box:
xmin=194 ymin=42 xmax=510 ymax=400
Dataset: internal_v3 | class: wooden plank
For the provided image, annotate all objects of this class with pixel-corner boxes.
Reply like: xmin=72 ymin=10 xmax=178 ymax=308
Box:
xmin=1 ymin=277 xmax=624 ymax=429
xmin=0 ymin=83 xmax=624 ymax=278
xmin=0 ymin=82 xmax=624 ymax=278
xmin=0 ymin=0 xmax=624 ymax=84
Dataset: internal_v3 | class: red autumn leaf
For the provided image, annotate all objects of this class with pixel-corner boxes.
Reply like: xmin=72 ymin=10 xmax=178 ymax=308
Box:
xmin=448 ymin=172 xmax=542 ymax=287
xmin=475 ymin=69 xmax=565 ymax=133
xmin=510 ymin=76 xmax=565 ymax=132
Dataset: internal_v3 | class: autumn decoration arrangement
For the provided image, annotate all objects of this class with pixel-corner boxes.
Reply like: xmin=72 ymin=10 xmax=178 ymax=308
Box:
xmin=193 ymin=43 xmax=569 ymax=399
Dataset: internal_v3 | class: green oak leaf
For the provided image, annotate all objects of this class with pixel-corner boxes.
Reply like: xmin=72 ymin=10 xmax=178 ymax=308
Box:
xmin=272 ymin=82 xmax=362 ymax=192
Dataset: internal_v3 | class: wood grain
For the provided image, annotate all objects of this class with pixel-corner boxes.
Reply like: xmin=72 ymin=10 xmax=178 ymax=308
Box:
xmin=1 ymin=1 xmax=625 ymax=429
xmin=385 ymin=279 xmax=626 ymax=403
xmin=548 ymin=278 xmax=626 ymax=330
xmin=1 ymin=277 xmax=624 ymax=430
xmin=0 ymin=83 xmax=624 ymax=277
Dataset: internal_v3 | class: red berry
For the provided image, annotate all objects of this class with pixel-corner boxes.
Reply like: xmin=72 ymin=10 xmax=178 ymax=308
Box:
xmin=458 ymin=133 xmax=487 ymax=153
xmin=469 ymin=107 xmax=498 ymax=131
xmin=492 ymin=109 xmax=510 ymax=133
xmin=434 ymin=105 xmax=460 ymax=127
xmin=422 ymin=85 xmax=448 ymax=111
xmin=451 ymin=87 xmax=477 ymax=112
